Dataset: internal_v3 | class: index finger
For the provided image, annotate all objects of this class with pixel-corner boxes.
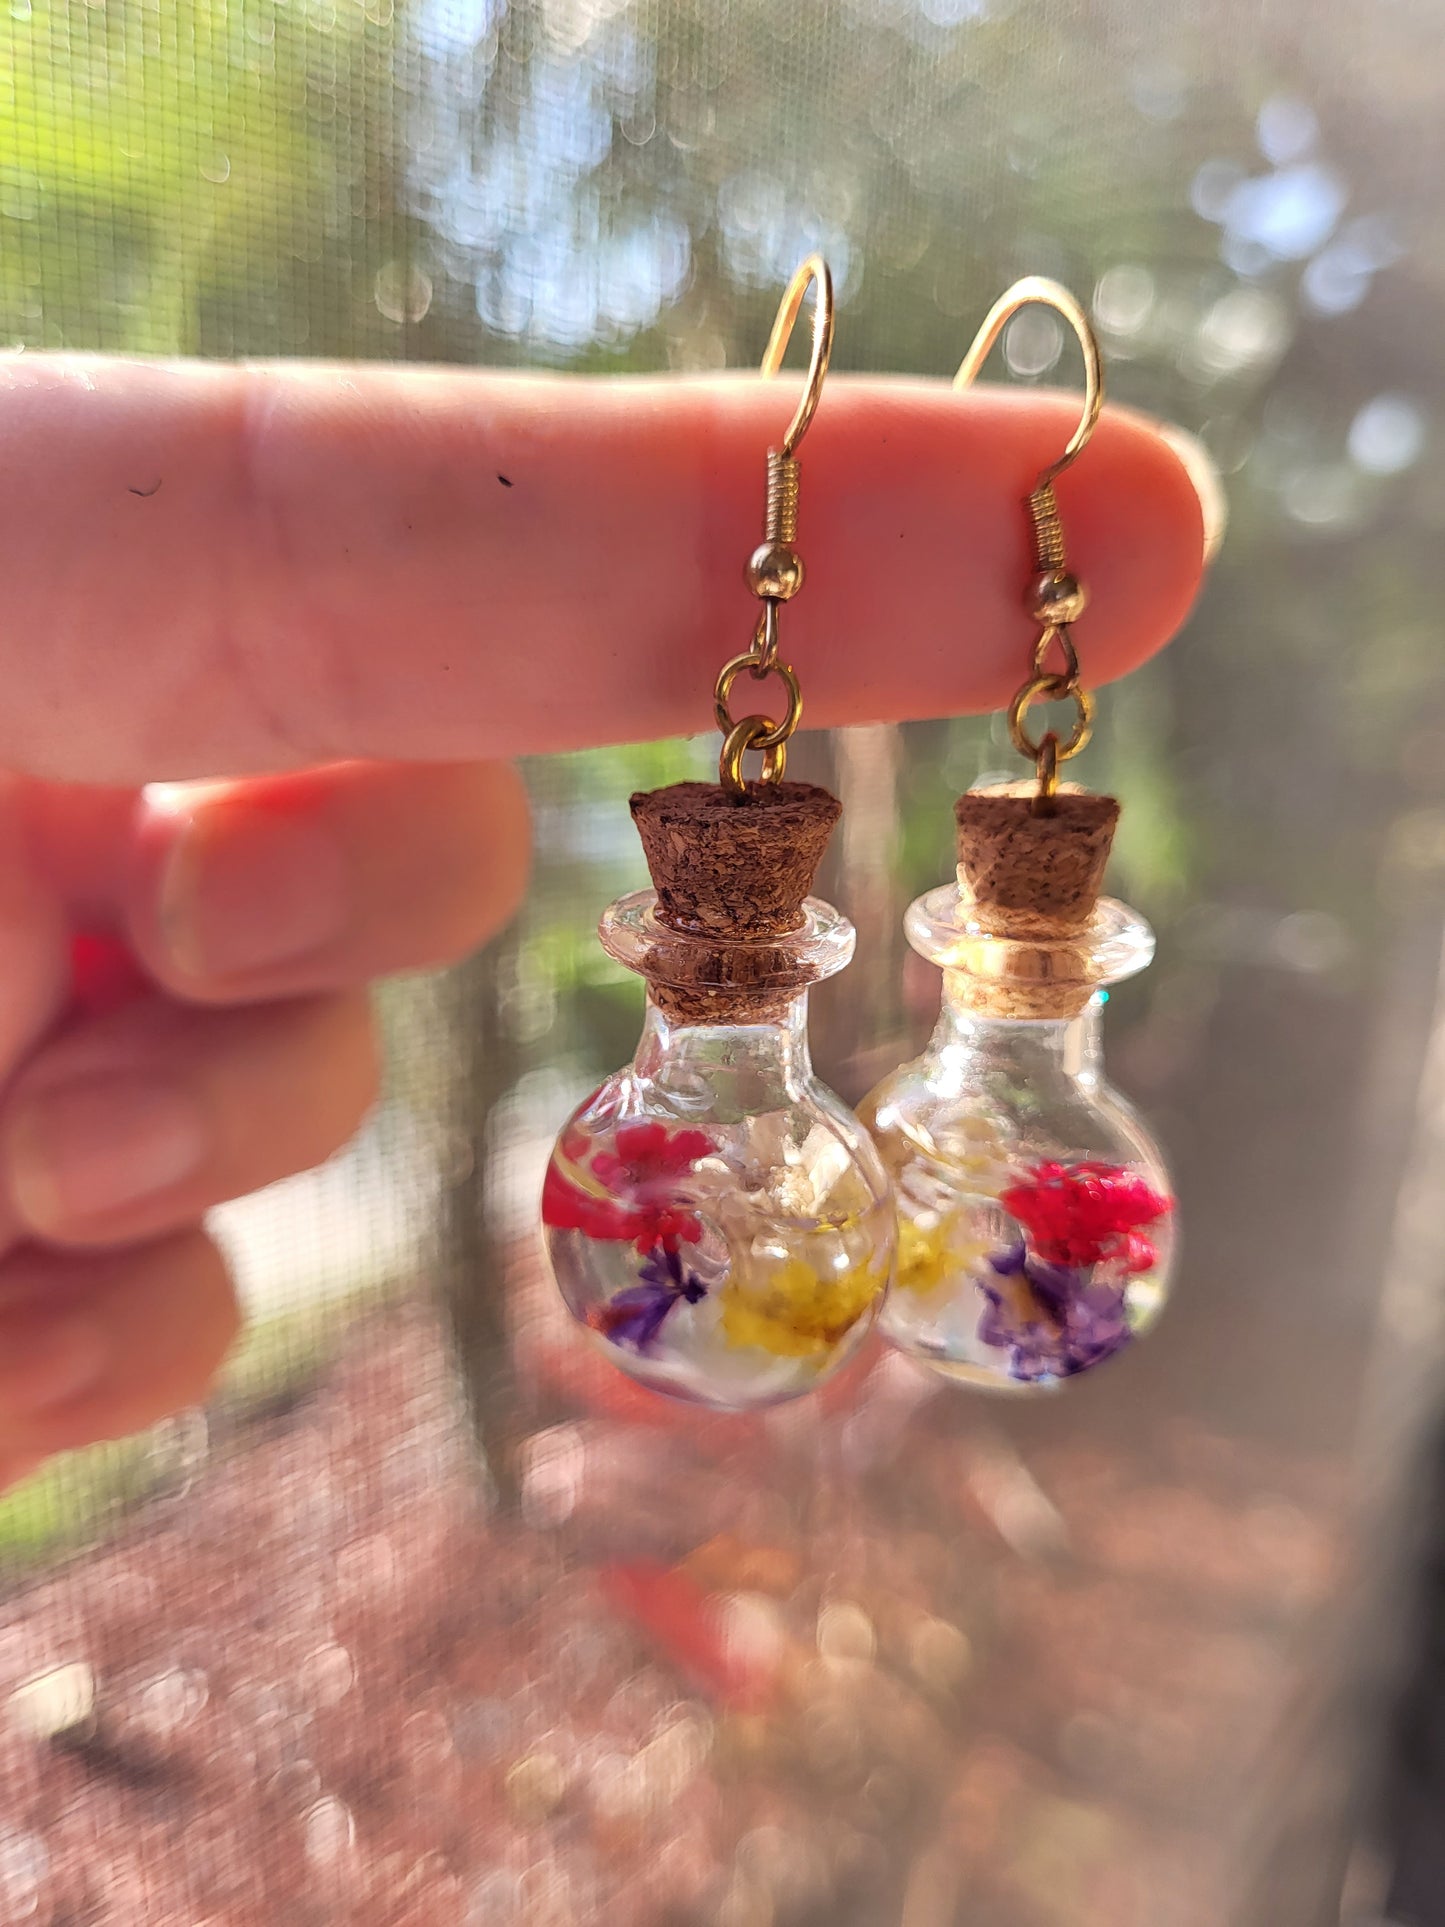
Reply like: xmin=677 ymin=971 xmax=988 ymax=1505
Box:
xmin=0 ymin=360 xmax=1209 ymax=783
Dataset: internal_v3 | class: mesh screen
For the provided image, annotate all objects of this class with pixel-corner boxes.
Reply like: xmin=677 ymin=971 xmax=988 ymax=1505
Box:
xmin=1 ymin=1 xmax=1443 ymax=1921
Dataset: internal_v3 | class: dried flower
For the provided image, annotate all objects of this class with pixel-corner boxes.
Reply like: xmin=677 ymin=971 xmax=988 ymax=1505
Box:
xmin=999 ymin=1161 xmax=1171 ymax=1270
xmin=718 ymin=1253 xmax=884 ymax=1358
xmin=543 ymin=1120 xmax=715 ymax=1252
xmin=979 ymin=1243 xmax=1132 ymax=1380
xmin=590 ymin=1121 xmax=714 ymax=1192
xmin=590 ymin=1244 xmax=709 ymax=1353
xmin=894 ymin=1216 xmax=994 ymax=1298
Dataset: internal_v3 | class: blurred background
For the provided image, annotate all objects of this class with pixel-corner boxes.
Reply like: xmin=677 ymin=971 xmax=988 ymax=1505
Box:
xmin=1 ymin=0 xmax=1444 ymax=1921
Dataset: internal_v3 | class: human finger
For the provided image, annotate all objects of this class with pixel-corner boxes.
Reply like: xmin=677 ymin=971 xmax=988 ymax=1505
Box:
xmin=124 ymin=759 xmax=530 ymax=1003
xmin=0 ymin=1231 xmax=239 ymax=1460
xmin=0 ymin=989 xmax=379 ymax=1250
xmin=0 ymin=362 xmax=1209 ymax=781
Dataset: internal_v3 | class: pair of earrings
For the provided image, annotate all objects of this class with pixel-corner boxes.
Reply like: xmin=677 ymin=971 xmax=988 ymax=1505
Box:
xmin=541 ymin=258 xmax=1176 ymax=1410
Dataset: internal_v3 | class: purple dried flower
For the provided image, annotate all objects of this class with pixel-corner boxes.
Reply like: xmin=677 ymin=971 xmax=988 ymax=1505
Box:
xmin=978 ymin=1242 xmax=1132 ymax=1382
xmin=591 ymin=1244 xmax=708 ymax=1354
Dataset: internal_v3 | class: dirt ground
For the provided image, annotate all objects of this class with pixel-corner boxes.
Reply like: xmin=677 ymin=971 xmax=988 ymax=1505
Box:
xmin=0 ymin=1295 xmax=1348 ymax=1926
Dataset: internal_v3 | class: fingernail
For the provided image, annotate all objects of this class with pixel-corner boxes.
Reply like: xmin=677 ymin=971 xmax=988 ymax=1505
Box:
xmin=156 ymin=802 xmax=350 ymax=980
xmin=1157 ymin=421 xmax=1228 ymax=566
xmin=6 ymin=1077 xmax=208 ymax=1232
xmin=0 ymin=1315 xmax=106 ymax=1415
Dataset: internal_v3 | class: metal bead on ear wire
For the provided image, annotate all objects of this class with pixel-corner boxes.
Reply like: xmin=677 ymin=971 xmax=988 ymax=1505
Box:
xmin=541 ymin=258 xmax=895 ymax=1410
xmin=861 ymin=279 xmax=1177 ymax=1392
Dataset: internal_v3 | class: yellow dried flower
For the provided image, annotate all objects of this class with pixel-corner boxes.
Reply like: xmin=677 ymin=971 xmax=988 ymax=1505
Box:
xmin=894 ymin=1215 xmax=991 ymax=1298
xmin=719 ymin=1254 xmax=885 ymax=1358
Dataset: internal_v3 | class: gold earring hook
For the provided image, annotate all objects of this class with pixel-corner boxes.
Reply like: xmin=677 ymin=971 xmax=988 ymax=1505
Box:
xmin=759 ymin=252 xmax=835 ymax=458
xmin=712 ymin=256 xmax=835 ymax=796
xmin=955 ymin=277 xmax=1104 ymax=814
xmin=953 ymin=275 xmax=1103 ymax=487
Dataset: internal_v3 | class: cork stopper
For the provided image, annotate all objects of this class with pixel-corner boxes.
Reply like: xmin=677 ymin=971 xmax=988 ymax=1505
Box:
xmin=947 ymin=783 xmax=1121 ymax=1020
xmin=954 ymin=785 xmax=1119 ymax=940
xmin=631 ymin=781 xmax=840 ymax=937
xmin=627 ymin=780 xmax=842 ymax=1023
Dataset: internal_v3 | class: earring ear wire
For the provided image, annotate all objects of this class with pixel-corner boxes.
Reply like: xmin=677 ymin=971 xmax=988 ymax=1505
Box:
xmin=955 ymin=277 xmax=1105 ymax=812
xmin=714 ymin=255 xmax=835 ymax=796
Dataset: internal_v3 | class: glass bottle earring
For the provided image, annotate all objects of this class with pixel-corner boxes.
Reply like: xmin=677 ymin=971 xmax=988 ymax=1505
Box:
xmin=861 ymin=279 xmax=1176 ymax=1391
xmin=542 ymin=257 xmax=895 ymax=1409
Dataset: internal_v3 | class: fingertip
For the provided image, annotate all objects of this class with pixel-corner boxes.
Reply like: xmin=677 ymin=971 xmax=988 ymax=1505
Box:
xmin=300 ymin=987 xmax=383 ymax=1158
xmin=129 ymin=775 xmax=352 ymax=998
xmin=1156 ymin=419 xmax=1228 ymax=566
xmin=0 ymin=1233 xmax=240 ymax=1456
xmin=789 ymin=384 xmax=1213 ymax=726
xmin=0 ymin=989 xmax=380 ymax=1250
xmin=1056 ymin=399 xmax=1212 ymax=689
xmin=0 ymin=1308 xmax=108 ymax=1416
xmin=436 ymin=758 xmax=533 ymax=953
xmin=126 ymin=758 xmax=532 ymax=1003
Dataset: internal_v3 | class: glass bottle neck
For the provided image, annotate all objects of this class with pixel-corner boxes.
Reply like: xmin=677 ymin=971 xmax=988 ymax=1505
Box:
xmin=634 ymin=992 xmax=814 ymax=1109
xmin=932 ymin=976 xmax=1103 ymax=1086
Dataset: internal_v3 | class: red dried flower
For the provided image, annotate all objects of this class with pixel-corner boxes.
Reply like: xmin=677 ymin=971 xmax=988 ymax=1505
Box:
xmin=1000 ymin=1160 xmax=1171 ymax=1270
xmin=590 ymin=1121 xmax=715 ymax=1190
xmin=541 ymin=1161 xmax=645 ymax=1242
xmin=543 ymin=1119 xmax=715 ymax=1252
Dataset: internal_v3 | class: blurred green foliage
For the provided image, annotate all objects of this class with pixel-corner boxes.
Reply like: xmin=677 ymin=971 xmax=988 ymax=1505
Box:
xmin=0 ymin=0 xmax=419 ymax=351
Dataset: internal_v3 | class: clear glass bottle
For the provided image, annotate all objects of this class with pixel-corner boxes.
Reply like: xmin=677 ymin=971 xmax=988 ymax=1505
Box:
xmin=862 ymin=794 xmax=1175 ymax=1391
xmin=543 ymin=786 xmax=895 ymax=1410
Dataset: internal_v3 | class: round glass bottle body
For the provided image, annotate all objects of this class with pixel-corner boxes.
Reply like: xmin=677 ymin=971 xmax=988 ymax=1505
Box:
xmin=543 ymin=894 xmax=895 ymax=1409
xmin=862 ymin=892 xmax=1174 ymax=1391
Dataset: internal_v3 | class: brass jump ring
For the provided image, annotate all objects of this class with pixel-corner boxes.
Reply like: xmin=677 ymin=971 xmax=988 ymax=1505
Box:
xmin=1037 ymin=731 xmax=1060 ymax=795
xmin=714 ymin=653 xmax=803 ymax=748
xmin=719 ymin=715 xmax=787 ymax=794
xmin=1007 ymin=674 xmax=1095 ymax=762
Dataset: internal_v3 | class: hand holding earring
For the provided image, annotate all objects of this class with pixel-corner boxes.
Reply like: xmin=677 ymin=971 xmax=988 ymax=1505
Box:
xmin=0 ymin=339 xmax=1205 ymax=1471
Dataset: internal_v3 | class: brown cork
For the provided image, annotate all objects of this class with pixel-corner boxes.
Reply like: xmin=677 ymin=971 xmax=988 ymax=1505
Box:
xmin=954 ymin=785 xmax=1119 ymax=940
xmin=949 ymin=783 xmax=1121 ymax=1019
xmin=628 ymin=780 xmax=841 ymax=1023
